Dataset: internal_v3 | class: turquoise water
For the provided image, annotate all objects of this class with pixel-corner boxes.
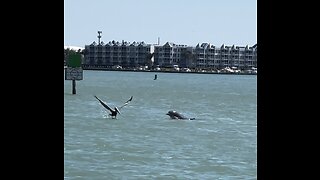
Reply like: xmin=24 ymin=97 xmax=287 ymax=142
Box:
xmin=64 ymin=71 xmax=257 ymax=179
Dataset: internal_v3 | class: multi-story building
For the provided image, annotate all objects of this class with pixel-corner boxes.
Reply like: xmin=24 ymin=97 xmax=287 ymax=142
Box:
xmin=152 ymin=42 xmax=257 ymax=70
xmin=83 ymin=40 xmax=154 ymax=68
xmin=153 ymin=42 xmax=189 ymax=68
xmin=189 ymin=43 xmax=257 ymax=70
xmin=82 ymin=32 xmax=256 ymax=70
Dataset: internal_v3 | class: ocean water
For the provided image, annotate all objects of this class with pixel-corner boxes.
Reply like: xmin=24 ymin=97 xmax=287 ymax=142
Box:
xmin=64 ymin=71 xmax=257 ymax=179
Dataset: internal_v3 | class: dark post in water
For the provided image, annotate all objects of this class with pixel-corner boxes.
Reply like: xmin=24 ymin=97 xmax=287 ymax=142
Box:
xmin=72 ymin=78 xmax=76 ymax=94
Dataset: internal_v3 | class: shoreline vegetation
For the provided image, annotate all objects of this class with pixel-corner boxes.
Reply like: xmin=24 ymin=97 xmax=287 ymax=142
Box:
xmin=73 ymin=66 xmax=257 ymax=75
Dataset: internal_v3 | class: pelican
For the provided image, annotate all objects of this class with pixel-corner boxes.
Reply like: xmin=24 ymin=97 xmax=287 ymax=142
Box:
xmin=94 ymin=95 xmax=133 ymax=119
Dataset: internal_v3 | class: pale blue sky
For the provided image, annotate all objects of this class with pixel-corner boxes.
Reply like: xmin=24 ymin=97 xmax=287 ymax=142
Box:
xmin=64 ymin=0 xmax=256 ymax=48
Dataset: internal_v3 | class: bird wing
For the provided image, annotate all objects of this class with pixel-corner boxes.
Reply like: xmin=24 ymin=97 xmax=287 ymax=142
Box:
xmin=94 ymin=95 xmax=114 ymax=112
xmin=119 ymin=96 xmax=133 ymax=110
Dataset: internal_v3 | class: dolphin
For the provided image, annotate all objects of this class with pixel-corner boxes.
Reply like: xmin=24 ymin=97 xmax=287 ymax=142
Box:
xmin=166 ymin=110 xmax=195 ymax=120
xmin=94 ymin=95 xmax=133 ymax=119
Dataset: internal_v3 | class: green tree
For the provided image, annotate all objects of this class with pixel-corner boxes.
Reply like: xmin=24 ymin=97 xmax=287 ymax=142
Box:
xmin=64 ymin=48 xmax=82 ymax=67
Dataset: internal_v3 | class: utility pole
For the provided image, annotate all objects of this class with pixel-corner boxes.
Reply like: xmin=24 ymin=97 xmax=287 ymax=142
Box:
xmin=98 ymin=31 xmax=102 ymax=45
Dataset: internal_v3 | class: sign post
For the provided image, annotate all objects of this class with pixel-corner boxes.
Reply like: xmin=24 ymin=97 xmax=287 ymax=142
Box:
xmin=72 ymin=77 xmax=76 ymax=94
xmin=65 ymin=54 xmax=83 ymax=94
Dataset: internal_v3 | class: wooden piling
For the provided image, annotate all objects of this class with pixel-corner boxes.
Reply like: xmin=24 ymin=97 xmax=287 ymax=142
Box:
xmin=72 ymin=79 xmax=76 ymax=94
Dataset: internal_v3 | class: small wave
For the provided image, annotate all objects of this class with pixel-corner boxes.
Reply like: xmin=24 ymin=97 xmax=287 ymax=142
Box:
xmin=217 ymin=117 xmax=242 ymax=123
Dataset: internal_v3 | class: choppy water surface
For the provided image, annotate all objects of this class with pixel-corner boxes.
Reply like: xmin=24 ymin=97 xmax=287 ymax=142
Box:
xmin=64 ymin=71 xmax=257 ymax=179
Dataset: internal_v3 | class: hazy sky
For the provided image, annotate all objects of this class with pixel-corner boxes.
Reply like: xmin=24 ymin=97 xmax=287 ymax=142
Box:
xmin=64 ymin=0 xmax=256 ymax=48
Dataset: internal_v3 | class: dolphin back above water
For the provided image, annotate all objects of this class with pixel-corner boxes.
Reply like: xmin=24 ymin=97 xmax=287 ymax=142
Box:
xmin=166 ymin=110 xmax=195 ymax=120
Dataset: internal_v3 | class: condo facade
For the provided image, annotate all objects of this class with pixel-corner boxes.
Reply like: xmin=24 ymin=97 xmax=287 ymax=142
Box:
xmin=192 ymin=43 xmax=257 ymax=70
xmin=83 ymin=40 xmax=154 ymax=68
xmin=83 ymin=40 xmax=257 ymax=70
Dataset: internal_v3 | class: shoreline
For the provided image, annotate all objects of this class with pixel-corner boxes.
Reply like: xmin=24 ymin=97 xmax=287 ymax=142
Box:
xmin=81 ymin=67 xmax=257 ymax=75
